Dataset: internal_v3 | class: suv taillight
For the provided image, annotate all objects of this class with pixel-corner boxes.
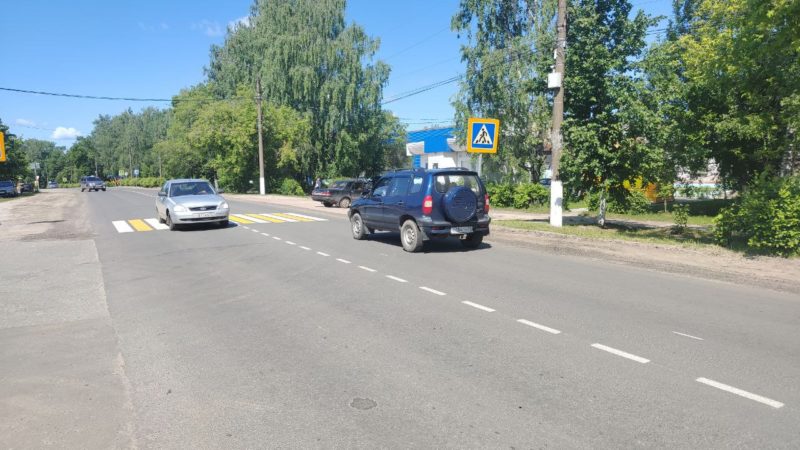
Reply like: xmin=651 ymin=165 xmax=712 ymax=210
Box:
xmin=484 ymin=193 xmax=490 ymax=213
xmin=422 ymin=195 xmax=433 ymax=215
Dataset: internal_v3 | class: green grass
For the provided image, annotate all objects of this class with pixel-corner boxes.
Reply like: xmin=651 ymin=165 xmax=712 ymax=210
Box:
xmin=595 ymin=211 xmax=716 ymax=226
xmin=495 ymin=219 xmax=717 ymax=248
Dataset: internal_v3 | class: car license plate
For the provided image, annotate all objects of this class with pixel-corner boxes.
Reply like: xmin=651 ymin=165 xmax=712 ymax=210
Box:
xmin=196 ymin=212 xmax=214 ymax=218
xmin=451 ymin=226 xmax=473 ymax=234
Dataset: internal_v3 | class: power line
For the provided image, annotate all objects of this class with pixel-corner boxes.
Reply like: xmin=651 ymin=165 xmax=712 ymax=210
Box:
xmin=0 ymin=86 xmax=252 ymax=103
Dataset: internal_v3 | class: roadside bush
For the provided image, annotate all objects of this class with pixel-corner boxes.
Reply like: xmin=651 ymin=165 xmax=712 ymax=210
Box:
xmin=672 ymin=204 xmax=689 ymax=233
xmin=278 ymin=178 xmax=305 ymax=196
xmin=118 ymin=177 xmax=165 ymax=188
xmin=588 ymin=189 xmax=652 ymax=214
xmin=713 ymin=175 xmax=800 ymax=256
xmin=486 ymin=183 xmax=515 ymax=208
xmin=512 ymin=183 xmax=549 ymax=209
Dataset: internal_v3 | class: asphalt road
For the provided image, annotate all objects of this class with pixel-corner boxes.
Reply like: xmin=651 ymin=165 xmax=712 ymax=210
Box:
xmin=11 ymin=188 xmax=800 ymax=448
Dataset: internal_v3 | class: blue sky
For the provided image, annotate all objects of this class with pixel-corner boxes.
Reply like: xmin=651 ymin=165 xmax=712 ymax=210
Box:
xmin=1 ymin=0 xmax=670 ymax=147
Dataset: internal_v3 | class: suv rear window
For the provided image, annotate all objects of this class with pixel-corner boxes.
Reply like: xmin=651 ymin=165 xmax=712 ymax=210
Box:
xmin=86 ymin=177 xmax=102 ymax=182
xmin=433 ymin=174 xmax=481 ymax=195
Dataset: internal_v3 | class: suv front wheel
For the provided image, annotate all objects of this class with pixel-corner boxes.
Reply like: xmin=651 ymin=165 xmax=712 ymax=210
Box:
xmin=350 ymin=213 xmax=367 ymax=240
xmin=401 ymin=219 xmax=424 ymax=253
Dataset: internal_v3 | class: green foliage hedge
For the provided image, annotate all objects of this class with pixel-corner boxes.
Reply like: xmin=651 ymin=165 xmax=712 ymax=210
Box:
xmin=714 ymin=175 xmax=800 ymax=256
xmin=588 ymin=189 xmax=651 ymax=214
xmin=486 ymin=183 xmax=548 ymax=209
xmin=278 ymin=178 xmax=305 ymax=196
xmin=115 ymin=177 xmax=166 ymax=188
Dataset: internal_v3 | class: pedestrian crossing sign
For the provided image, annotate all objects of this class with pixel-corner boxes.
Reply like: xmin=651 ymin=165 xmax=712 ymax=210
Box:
xmin=466 ymin=117 xmax=500 ymax=153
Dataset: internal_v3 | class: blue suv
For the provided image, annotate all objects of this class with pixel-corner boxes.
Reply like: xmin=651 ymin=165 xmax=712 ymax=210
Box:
xmin=348 ymin=168 xmax=491 ymax=252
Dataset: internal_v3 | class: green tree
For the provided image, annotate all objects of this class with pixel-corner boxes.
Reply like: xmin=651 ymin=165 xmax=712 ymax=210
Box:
xmin=206 ymin=0 xmax=394 ymax=178
xmin=451 ymin=0 xmax=557 ymax=182
xmin=680 ymin=0 xmax=800 ymax=187
xmin=559 ymin=0 xmax=660 ymax=223
xmin=0 ymin=119 xmax=31 ymax=181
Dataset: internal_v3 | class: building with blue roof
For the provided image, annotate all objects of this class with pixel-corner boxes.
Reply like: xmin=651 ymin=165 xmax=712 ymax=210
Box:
xmin=405 ymin=126 xmax=478 ymax=171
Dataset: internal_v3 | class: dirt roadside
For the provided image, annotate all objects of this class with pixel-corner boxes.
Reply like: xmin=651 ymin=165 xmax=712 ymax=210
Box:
xmin=222 ymin=191 xmax=800 ymax=295
xmin=0 ymin=190 xmax=93 ymax=242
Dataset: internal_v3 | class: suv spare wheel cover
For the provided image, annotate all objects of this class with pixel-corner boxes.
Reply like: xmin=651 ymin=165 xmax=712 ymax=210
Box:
xmin=443 ymin=186 xmax=477 ymax=223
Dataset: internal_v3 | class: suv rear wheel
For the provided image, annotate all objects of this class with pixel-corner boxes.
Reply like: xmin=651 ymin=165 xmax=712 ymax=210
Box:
xmin=401 ymin=219 xmax=424 ymax=253
xmin=350 ymin=213 xmax=367 ymax=240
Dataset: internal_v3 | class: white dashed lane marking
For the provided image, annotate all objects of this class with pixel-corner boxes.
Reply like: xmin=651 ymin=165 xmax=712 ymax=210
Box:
xmin=673 ymin=331 xmax=704 ymax=341
xmin=696 ymin=378 xmax=784 ymax=409
xmin=299 ymin=246 xmax=311 ymax=251
xmin=517 ymin=319 xmax=561 ymax=335
xmin=261 ymin=233 xmax=270 ymax=237
xmin=359 ymin=266 xmax=376 ymax=272
xmin=462 ymin=301 xmax=495 ymax=312
xmin=336 ymin=258 xmax=351 ymax=264
xmin=272 ymin=236 xmax=281 ymax=240
xmin=386 ymin=275 xmax=407 ymax=283
xmin=591 ymin=343 xmax=650 ymax=364
xmin=285 ymin=241 xmax=296 ymax=245
xmin=317 ymin=251 xmax=329 ymax=257
xmin=419 ymin=286 xmax=446 ymax=296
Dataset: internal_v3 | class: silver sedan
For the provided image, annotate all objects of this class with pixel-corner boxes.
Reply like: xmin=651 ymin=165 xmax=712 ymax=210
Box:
xmin=155 ymin=179 xmax=230 ymax=230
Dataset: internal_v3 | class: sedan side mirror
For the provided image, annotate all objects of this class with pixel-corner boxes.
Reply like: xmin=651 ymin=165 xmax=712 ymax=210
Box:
xmin=158 ymin=191 xmax=166 ymax=197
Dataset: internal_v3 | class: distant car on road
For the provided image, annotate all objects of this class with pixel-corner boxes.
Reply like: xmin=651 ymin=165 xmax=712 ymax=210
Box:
xmin=0 ymin=180 xmax=18 ymax=197
xmin=155 ymin=179 xmax=229 ymax=230
xmin=20 ymin=182 xmax=33 ymax=193
xmin=80 ymin=176 xmax=106 ymax=192
xmin=47 ymin=180 xmax=58 ymax=189
xmin=311 ymin=179 xmax=368 ymax=208
xmin=348 ymin=168 xmax=490 ymax=252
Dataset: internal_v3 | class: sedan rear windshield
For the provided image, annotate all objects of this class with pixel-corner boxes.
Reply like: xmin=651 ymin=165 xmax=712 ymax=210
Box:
xmin=170 ymin=181 xmax=215 ymax=197
xmin=433 ymin=174 xmax=482 ymax=195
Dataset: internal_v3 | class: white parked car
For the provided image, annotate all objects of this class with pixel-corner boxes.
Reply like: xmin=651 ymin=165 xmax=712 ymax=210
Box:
xmin=155 ymin=179 xmax=229 ymax=230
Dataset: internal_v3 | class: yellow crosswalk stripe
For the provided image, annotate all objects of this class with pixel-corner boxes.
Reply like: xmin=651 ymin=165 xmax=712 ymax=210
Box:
xmin=128 ymin=219 xmax=153 ymax=231
xmin=229 ymin=215 xmax=255 ymax=224
xmin=269 ymin=212 xmax=314 ymax=222
xmin=246 ymin=214 xmax=285 ymax=223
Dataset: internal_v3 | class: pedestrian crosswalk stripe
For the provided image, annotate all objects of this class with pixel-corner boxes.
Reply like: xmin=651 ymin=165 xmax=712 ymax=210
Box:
xmin=258 ymin=213 xmax=298 ymax=222
xmin=112 ymin=212 xmax=327 ymax=233
xmin=144 ymin=218 xmax=169 ymax=230
xmin=283 ymin=212 xmax=327 ymax=222
xmin=228 ymin=215 xmax=255 ymax=224
xmin=128 ymin=219 xmax=153 ymax=232
xmin=112 ymin=220 xmax=134 ymax=233
xmin=247 ymin=213 xmax=285 ymax=223
xmin=234 ymin=214 xmax=267 ymax=223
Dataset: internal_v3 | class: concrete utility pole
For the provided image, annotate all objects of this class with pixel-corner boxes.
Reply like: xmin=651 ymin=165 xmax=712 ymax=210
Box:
xmin=549 ymin=0 xmax=567 ymax=227
xmin=256 ymin=78 xmax=266 ymax=196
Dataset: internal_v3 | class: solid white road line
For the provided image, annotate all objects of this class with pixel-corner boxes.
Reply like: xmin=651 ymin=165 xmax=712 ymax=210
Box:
xmin=386 ymin=275 xmax=407 ymax=283
xmin=419 ymin=286 xmax=446 ymax=296
xmin=299 ymin=246 xmax=311 ymax=251
xmin=143 ymin=218 xmax=169 ymax=230
xmin=260 ymin=233 xmax=270 ymax=237
xmin=517 ymin=319 xmax=561 ymax=335
xmin=358 ymin=266 xmax=376 ymax=272
xmin=462 ymin=301 xmax=495 ymax=312
xmin=284 ymin=212 xmax=327 ymax=221
xmin=112 ymin=220 xmax=134 ymax=233
xmin=672 ymin=331 xmax=704 ymax=341
xmin=696 ymin=377 xmax=784 ymax=409
xmin=234 ymin=214 xmax=267 ymax=224
xmin=272 ymin=236 xmax=281 ymax=240
xmin=285 ymin=241 xmax=296 ymax=245
xmin=260 ymin=213 xmax=297 ymax=222
xmin=336 ymin=258 xmax=351 ymax=264
xmin=591 ymin=343 xmax=650 ymax=364
xmin=317 ymin=251 xmax=329 ymax=257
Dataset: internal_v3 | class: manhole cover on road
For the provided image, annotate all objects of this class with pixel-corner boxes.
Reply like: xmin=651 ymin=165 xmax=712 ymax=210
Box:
xmin=350 ymin=398 xmax=377 ymax=410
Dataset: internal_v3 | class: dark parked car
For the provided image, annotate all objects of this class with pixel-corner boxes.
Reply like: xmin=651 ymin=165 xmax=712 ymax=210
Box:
xmin=47 ymin=180 xmax=58 ymax=189
xmin=0 ymin=180 xmax=17 ymax=197
xmin=311 ymin=179 xmax=368 ymax=208
xmin=80 ymin=176 xmax=106 ymax=192
xmin=348 ymin=168 xmax=490 ymax=252
xmin=20 ymin=182 xmax=33 ymax=193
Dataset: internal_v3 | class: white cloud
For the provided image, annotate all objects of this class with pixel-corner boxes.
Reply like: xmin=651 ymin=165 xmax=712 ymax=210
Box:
xmin=193 ymin=20 xmax=224 ymax=37
xmin=16 ymin=118 xmax=36 ymax=127
xmin=51 ymin=127 xmax=82 ymax=140
xmin=228 ymin=16 xmax=250 ymax=30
